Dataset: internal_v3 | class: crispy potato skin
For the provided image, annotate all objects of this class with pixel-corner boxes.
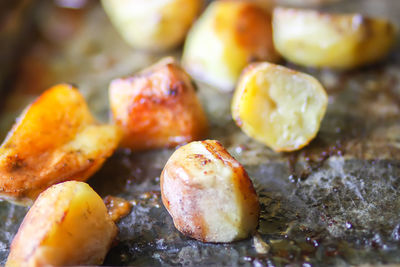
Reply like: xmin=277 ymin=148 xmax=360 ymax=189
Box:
xmin=161 ymin=140 xmax=260 ymax=243
xmin=232 ymin=62 xmax=328 ymax=152
xmin=0 ymin=84 xmax=121 ymax=205
xmin=6 ymin=181 xmax=117 ymax=267
xmin=101 ymin=0 xmax=203 ymax=51
xmin=182 ymin=0 xmax=280 ymax=91
xmin=273 ymin=7 xmax=397 ymax=69
xmin=109 ymin=58 xmax=208 ymax=150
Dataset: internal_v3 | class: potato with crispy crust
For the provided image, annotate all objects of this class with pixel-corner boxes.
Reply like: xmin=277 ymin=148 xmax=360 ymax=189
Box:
xmin=232 ymin=62 xmax=328 ymax=152
xmin=109 ymin=57 xmax=208 ymax=150
xmin=273 ymin=7 xmax=397 ymax=69
xmin=161 ymin=140 xmax=259 ymax=243
xmin=101 ymin=0 xmax=203 ymax=51
xmin=182 ymin=0 xmax=280 ymax=92
xmin=0 ymin=84 xmax=121 ymax=205
xmin=6 ymin=181 xmax=117 ymax=267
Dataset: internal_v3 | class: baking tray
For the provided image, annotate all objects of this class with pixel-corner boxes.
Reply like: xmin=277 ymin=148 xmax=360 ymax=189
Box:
xmin=0 ymin=0 xmax=400 ymax=266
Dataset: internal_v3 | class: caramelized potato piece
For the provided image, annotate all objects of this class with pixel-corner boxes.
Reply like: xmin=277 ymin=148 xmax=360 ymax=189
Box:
xmin=161 ymin=140 xmax=260 ymax=243
xmin=101 ymin=0 xmax=203 ymax=51
xmin=0 ymin=84 xmax=121 ymax=205
xmin=6 ymin=181 xmax=117 ymax=267
xmin=182 ymin=0 xmax=280 ymax=92
xmin=109 ymin=57 xmax=208 ymax=150
xmin=232 ymin=62 xmax=328 ymax=152
xmin=273 ymin=7 xmax=397 ymax=69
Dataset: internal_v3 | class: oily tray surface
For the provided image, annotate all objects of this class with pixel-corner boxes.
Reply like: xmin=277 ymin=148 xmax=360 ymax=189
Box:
xmin=0 ymin=0 xmax=400 ymax=266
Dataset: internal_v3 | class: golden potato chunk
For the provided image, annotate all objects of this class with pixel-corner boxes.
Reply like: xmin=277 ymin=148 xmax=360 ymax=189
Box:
xmin=273 ymin=7 xmax=397 ymax=69
xmin=161 ymin=140 xmax=260 ymax=243
xmin=6 ymin=181 xmax=117 ymax=267
xmin=0 ymin=84 xmax=121 ymax=205
xmin=101 ymin=0 xmax=203 ymax=51
xmin=232 ymin=62 xmax=328 ymax=152
xmin=109 ymin=57 xmax=208 ymax=150
xmin=182 ymin=0 xmax=280 ymax=92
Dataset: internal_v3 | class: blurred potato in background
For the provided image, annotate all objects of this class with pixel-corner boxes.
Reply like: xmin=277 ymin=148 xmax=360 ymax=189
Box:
xmin=101 ymin=0 xmax=203 ymax=51
xmin=182 ymin=0 xmax=279 ymax=92
xmin=273 ymin=7 xmax=397 ymax=69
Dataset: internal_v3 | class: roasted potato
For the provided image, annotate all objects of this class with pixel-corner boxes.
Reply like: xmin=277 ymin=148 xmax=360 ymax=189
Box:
xmin=182 ymin=0 xmax=280 ymax=92
xmin=6 ymin=181 xmax=117 ymax=267
xmin=0 ymin=84 xmax=121 ymax=205
xmin=161 ymin=140 xmax=260 ymax=243
xmin=101 ymin=0 xmax=203 ymax=51
xmin=109 ymin=57 xmax=208 ymax=150
xmin=273 ymin=7 xmax=397 ymax=69
xmin=232 ymin=62 xmax=328 ymax=152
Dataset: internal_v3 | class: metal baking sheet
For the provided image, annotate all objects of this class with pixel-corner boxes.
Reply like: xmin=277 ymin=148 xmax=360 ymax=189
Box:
xmin=0 ymin=0 xmax=400 ymax=266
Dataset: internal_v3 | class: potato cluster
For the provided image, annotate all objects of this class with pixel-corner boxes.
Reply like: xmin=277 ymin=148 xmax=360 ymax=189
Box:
xmin=2 ymin=0 xmax=398 ymax=265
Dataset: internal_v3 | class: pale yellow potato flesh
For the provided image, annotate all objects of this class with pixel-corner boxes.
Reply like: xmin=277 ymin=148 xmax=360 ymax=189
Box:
xmin=232 ymin=62 xmax=328 ymax=152
xmin=6 ymin=181 xmax=117 ymax=267
xmin=182 ymin=0 xmax=279 ymax=92
xmin=101 ymin=0 xmax=203 ymax=51
xmin=0 ymin=84 xmax=121 ymax=205
xmin=273 ymin=7 xmax=397 ymax=69
xmin=161 ymin=140 xmax=260 ymax=243
xmin=109 ymin=57 xmax=208 ymax=150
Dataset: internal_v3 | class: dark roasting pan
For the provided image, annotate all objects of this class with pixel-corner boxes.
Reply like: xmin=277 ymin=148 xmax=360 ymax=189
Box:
xmin=0 ymin=0 xmax=400 ymax=266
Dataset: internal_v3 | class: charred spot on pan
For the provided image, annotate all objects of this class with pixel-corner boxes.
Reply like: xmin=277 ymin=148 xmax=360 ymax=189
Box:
xmin=286 ymin=139 xmax=345 ymax=182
